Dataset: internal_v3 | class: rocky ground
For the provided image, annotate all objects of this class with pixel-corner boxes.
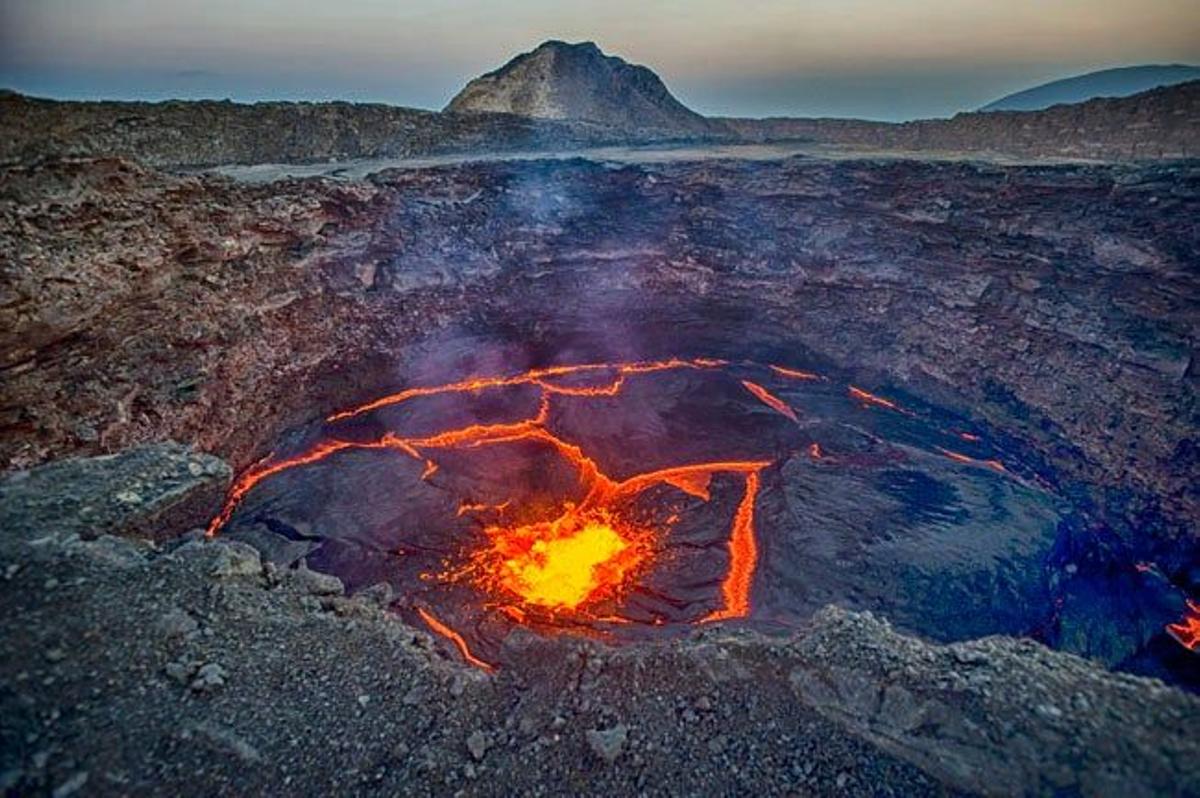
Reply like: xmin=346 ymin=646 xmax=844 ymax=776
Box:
xmin=0 ymin=91 xmax=651 ymax=170
xmin=1 ymin=444 xmax=1197 ymax=796
xmin=721 ymin=79 xmax=1200 ymax=161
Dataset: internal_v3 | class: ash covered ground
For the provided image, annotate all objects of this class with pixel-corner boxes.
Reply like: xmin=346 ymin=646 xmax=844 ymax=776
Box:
xmin=2 ymin=152 xmax=1199 ymax=795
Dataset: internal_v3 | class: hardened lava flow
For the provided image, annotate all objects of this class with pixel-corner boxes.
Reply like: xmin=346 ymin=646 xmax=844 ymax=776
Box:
xmin=204 ymin=356 xmax=1200 ymax=673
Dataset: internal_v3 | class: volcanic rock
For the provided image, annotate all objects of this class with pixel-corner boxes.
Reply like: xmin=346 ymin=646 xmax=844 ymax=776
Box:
xmin=289 ymin=561 xmax=345 ymax=596
xmin=189 ymin=662 xmax=227 ymax=693
xmin=209 ymin=541 xmax=263 ymax=579
xmin=0 ymin=441 xmax=229 ymax=541
xmin=585 ymin=724 xmax=628 ymax=764
xmin=446 ymin=40 xmax=715 ymax=137
xmin=719 ymin=79 xmax=1200 ymax=160
xmin=465 ymin=730 xmax=489 ymax=761
xmin=0 ymin=93 xmax=643 ymax=169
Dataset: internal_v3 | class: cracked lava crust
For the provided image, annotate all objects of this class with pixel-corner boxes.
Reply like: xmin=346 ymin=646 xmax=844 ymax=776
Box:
xmin=203 ymin=354 xmax=1200 ymax=678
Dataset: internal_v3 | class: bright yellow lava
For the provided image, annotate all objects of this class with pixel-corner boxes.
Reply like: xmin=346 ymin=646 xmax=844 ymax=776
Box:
xmin=498 ymin=519 xmax=634 ymax=609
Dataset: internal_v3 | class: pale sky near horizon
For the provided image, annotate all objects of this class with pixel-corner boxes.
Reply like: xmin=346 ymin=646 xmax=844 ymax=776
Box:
xmin=2 ymin=0 xmax=1198 ymax=120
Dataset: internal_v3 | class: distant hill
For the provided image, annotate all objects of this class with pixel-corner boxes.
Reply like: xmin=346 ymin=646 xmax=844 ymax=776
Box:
xmin=981 ymin=65 xmax=1200 ymax=112
xmin=445 ymin=40 xmax=715 ymax=137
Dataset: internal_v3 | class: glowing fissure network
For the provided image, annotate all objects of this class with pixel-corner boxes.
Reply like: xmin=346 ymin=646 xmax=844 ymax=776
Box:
xmin=203 ymin=356 xmax=1079 ymax=670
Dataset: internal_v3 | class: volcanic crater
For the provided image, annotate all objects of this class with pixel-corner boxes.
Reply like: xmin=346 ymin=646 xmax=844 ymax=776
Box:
xmin=4 ymin=148 xmax=1199 ymax=794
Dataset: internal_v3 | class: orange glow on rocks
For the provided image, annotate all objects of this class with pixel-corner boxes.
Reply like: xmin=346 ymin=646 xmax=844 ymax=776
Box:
xmin=741 ymin=380 xmax=798 ymax=422
xmin=1167 ymin=600 xmax=1200 ymax=651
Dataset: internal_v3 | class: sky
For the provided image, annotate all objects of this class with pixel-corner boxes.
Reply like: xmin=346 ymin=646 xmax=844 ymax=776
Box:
xmin=1 ymin=0 xmax=1198 ymax=120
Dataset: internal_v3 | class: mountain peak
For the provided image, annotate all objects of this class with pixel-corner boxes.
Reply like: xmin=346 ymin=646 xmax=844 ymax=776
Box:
xmin=445 ymin=40 xmax=713 ymax=136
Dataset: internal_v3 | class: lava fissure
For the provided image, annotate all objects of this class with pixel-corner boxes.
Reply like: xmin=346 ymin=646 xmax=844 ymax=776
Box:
xmin=416 ymin=607 xmax=496 ymax=672
xmin=741 ymin=379 xmax=799 ymax=422
xmin=935 ymin=446 xmax=1006 ymax=473
xmin=325 ymin=357 xmax=726 ymax=423
xmin=700 ymin=471 xmax=762 ymax=622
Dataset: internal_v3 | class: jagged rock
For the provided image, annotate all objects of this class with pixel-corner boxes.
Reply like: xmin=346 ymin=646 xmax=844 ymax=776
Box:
xmin=164 ymin=660 xmax=199 ymax=686
xmin=209 ymin=541 xmax=263 ymax=579
xmin=156 ymin=608 xmax=199 ymax=640
xmin=190 ymin=663 xmax=227 ymax=693
xmin=585 ymin=724 xmax=628 ymax=764
xmin=465 ymin=730 xmax=489 ymax=761
xmin=185 ymin=722 xmax=263 ymax=764
xmin=288 ymin=561 xmax=344 ymax=596
xmin=0 ymin=443 xmax=230 ymax=542
xmin=787 ymin=606 xmax=1198 ymax=795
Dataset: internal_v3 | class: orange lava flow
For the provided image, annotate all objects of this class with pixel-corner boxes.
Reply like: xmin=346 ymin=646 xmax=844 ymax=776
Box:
xmin=702 ymin=471 xmax=762 ymax=622
xmin=326 ymin=357 xmax=725 ymax=422
xmin=935 ymin=446 xmax=1006 ymax=474
xmin=1166 ymin=600 xmax=1200 ymax=651
xmin=848 ymin=385 xmax=902 ymax=412
xmin=741 ymin=380 xmax=799 ymax=422
xmin=770 ymin=365 xmax=821 ymax=381
xmin=416 ymin=607 xmax=496 ymax=672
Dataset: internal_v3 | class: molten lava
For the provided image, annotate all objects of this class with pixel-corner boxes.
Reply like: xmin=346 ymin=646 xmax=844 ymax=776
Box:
xmin=935 ymin=446 xmax=1006 ymax=474
xmin=486 ymin=513 xmax=641 ymax=610
xmin=770 ymin=364 xmax=821 ymax=381
xmin=741 ymin=380 xmax=798 ymax=422
xmin=849 ymin=385 xmax=903 ymax=412
xmin=702 ymin=471 xmax=761 ymax=622
xmin=208 ymin=357 xmax=771 ymax=639
xmin=1167 ymin=600 xmax=1200 ymax=651
xmin=417 ymin=608 xmax=496 ymax=672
